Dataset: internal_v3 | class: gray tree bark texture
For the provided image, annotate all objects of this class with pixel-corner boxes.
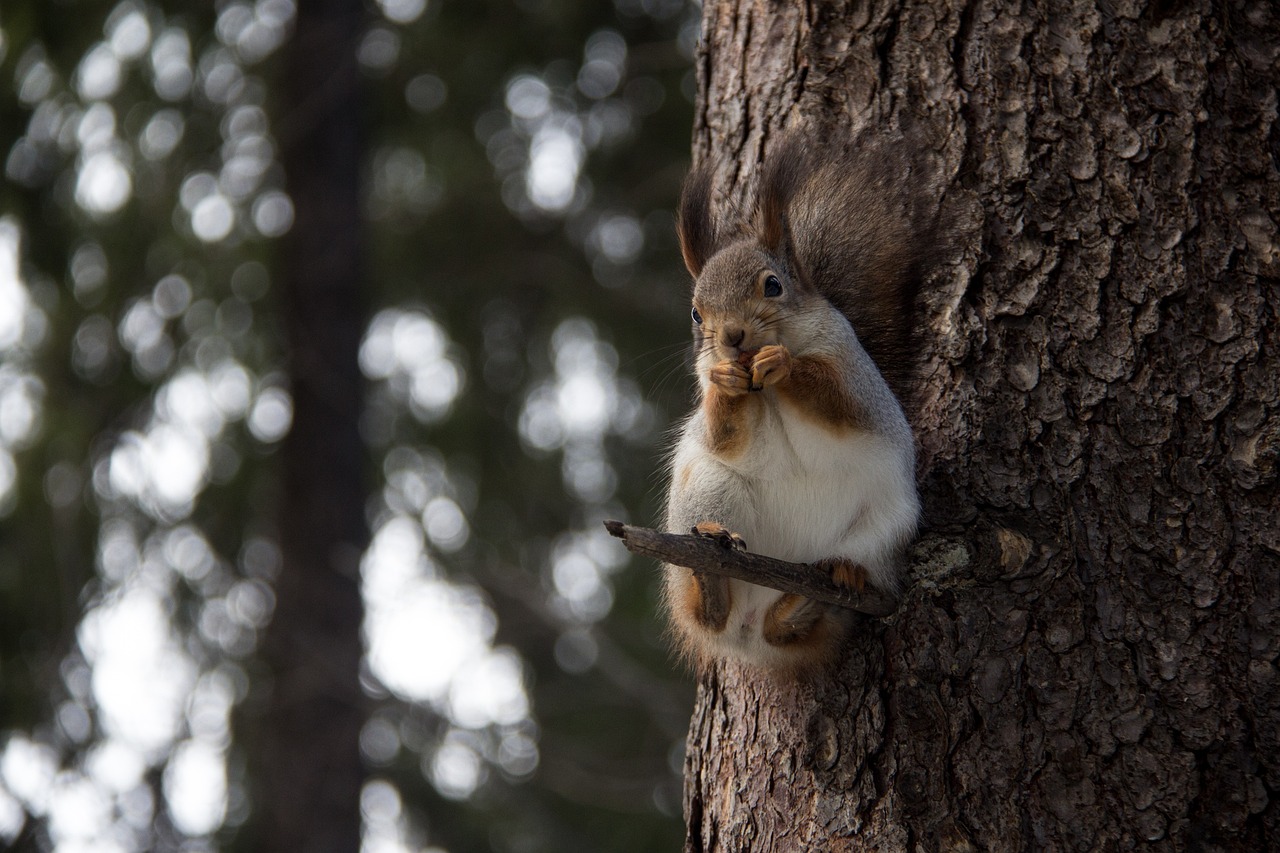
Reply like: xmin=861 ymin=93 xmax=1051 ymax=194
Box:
xmin=680 ymin=1 xmax=1278 ymax=851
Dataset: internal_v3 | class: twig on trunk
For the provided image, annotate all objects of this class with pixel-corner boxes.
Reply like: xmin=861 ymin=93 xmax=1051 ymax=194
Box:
xmin=603 ymin=520 xmax=898 ymax=618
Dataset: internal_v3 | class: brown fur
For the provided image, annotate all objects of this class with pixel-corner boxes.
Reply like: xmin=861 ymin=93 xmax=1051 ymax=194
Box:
xmin=764 ymin=134 xmax=939 ymax=405
xmin=761 ymin=593 xmax=824 ymax=645
xmin=677 ymin=167 xmax=718 ymax=277
xmin=772 ymin=134 xmax=938 ymax=408
xmin=666 ymin=566 xmax=731 ymax=669
xmin=704 ymin=383 xmax=754 ymax=458
xmin=755 ymin=146 xmax=807 ymax=256
xmin=776 ymin=354 xmax=870 ymax=432
xmin=686 ymin=570 xmax=731 ymax=631
xmin=763 ymin=597 xmax=851 ymax=671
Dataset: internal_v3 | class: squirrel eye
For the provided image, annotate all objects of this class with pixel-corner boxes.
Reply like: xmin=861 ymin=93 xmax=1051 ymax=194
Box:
xmin=691 ymin=306 xmax=702 ymax=324
xmin=764 ymin=275 xmax=782 ymax=297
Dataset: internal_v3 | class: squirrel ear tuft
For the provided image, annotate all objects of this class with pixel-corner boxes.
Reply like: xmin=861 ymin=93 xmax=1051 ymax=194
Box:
xmin=756 ymin=137 xmax=807 ymax=255
xmin=677 ymin=167 xmax=716 ymax=278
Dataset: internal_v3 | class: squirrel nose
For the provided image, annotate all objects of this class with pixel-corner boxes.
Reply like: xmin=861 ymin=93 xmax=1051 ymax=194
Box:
xmin=720 ymin=327 xmax=746 ymax=350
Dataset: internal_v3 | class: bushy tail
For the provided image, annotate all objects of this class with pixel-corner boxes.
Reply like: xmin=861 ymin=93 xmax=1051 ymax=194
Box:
xmin=757 ymin=134 xmax=939 ymax=406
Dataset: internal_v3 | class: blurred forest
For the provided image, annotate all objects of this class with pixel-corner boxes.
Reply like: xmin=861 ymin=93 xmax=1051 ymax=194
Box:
xmin=0 ymin=0 xmax=699 ymax=850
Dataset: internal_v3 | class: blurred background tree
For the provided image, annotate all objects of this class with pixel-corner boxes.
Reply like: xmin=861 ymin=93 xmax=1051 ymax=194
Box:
xmin=0 ymin=0 xmax=697 ymax=849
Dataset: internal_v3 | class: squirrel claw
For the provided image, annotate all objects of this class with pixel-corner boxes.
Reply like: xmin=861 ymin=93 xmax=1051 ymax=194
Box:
xmin=693 ymin=521 xmax=747 ymax=552
xmin=819 ymin=558 xmax=867 ymax=592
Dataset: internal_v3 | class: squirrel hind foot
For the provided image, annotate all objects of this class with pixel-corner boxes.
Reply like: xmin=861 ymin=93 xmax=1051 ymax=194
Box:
xmin=761 ymin=593 xmax=825 ymax=646
xmin=686 ymin=569 xmax=731 ymax=632
xmin=692 ymin=521 xmax=747 ymax=551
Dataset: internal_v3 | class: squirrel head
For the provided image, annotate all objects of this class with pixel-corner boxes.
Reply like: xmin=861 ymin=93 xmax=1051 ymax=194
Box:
xmin=677 ymin=146 xmax=823 ymax=364
xmin=686 ymin=241 xmax=811 ymax=364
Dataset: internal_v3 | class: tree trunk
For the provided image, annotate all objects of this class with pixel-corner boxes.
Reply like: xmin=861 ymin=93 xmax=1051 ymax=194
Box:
xmin=681 ymin=1 xmax=1279 ymax=850
xmin=252 ymin=1 xmax=368 ymax=850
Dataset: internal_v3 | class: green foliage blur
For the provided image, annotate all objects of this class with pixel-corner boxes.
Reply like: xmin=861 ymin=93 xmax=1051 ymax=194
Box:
xmin=0 ymin=0 xmax=697 ymax=849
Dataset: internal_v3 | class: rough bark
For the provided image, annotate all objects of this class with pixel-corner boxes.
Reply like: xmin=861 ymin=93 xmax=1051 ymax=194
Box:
xmin=680 ymin=1 xmax=1279 ymax=851
xmin=251 ymin=1 xmax=368 ymax=850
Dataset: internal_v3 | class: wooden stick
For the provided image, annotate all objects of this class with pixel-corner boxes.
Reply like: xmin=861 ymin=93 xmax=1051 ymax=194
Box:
xmin=603 ymin=520 xmax=898 ymax=618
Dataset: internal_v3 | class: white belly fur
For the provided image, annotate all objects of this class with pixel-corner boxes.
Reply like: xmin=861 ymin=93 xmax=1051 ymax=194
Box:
xmin=723 ymin=397 xmax=915 ymax=571
xmin=680 ymin=395 xmax=916 ymax=659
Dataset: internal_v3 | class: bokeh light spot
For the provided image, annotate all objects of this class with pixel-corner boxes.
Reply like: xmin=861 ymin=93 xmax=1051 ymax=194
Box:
xmin=191 ymin=194 xmax=235 ymax=242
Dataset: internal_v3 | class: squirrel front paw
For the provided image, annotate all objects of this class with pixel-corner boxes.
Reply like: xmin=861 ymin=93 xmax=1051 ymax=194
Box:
xmin=693 ymin=521 xmax=747 ymax=551
xmin=709 ymin=360 xmax=753 ymax=397
xmin=750 ymin=344 xmax=793 ymax=389
xmin=817 ymin=558 xmax=867 ymax=592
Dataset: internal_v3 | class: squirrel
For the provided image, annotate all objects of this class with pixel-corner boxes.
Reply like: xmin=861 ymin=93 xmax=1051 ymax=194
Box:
xmin=662 ymin=132 xmax=932 ymax=672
